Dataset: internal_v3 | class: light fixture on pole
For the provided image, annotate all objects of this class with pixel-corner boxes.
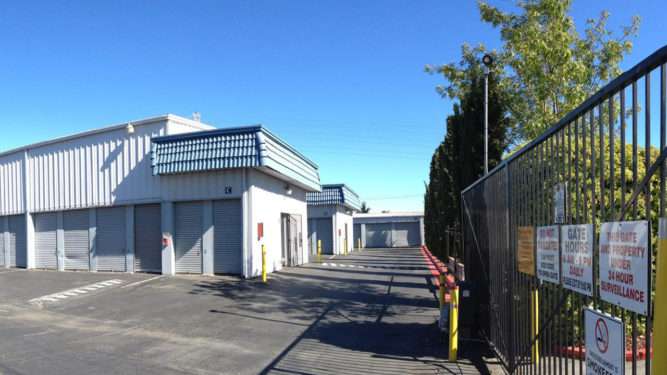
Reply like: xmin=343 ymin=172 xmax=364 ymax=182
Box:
xmin=482 ymin=54 xmax=493 ymax=174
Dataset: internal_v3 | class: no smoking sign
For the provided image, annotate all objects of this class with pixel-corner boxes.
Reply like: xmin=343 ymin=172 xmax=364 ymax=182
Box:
xmin=585 ymin=308 xmax=624 ymax=375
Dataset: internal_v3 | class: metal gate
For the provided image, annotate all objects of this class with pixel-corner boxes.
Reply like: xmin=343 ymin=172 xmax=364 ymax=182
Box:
xmin=461 ymin=46 xmax=667 ymax=374
xmin=8 ymin=215 xmax=26 ymax=268
xmin=174 ymin=202 xmax=203 ymax=274
xmin=213 ymin=199 xmax=242 ymax=274
xmin=96 ymin=207 xmax=126 ymax=272
xmin=134 ymin=204 xmax=162 ymax=273
xmin=35 ymin=212 xmax=58 ymax=269
xmin=64 ymin=210 xmax=90 ymax=271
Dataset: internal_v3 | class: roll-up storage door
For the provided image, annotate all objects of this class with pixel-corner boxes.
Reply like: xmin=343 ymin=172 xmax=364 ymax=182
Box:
xmin=0 ymin=219 xmax=5 ymax=267
xmin=174 ymin=202 xmax=203 ymax=274
xmin=392 ymin=222 xmax=421 ymax=247
xmin=9 ymin=215 xmax=26 ymax=268
xmin=64 ymin=210 xmax=90 ymax=271
xmin=365 ymin=223 xmax=392 ymax=248
xmin=213 ymin=199 xmax=242 ymax=274
xmin=35 ymin=213 xmax=58 ymax=269
xmin=315 ymin=218 xmax=333 ymax=255
xmin=134 ymin=204 xmax=162 ymax=273
xmin=96 ymin=207 xmax=126 ymax=272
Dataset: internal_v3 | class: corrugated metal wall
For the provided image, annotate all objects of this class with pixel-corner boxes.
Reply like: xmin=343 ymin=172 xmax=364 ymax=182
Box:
xmin=27 ymin=124 xmax=165 ymax=213
xmin=0 ymin=154 xmax=25 ymax=216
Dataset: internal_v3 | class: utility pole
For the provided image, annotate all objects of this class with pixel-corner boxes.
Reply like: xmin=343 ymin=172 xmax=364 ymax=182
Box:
xmin=482 ymin=54 xmax=493 ymax=175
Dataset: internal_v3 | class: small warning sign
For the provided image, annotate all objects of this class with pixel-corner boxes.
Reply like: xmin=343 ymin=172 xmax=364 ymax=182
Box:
xmin=517 ymin=226 xmax=535 ymax=276
xmin=585 ymin=308 xmax=624 ymax=375
xmin=536 ymin=225 xmax=560 ymax=284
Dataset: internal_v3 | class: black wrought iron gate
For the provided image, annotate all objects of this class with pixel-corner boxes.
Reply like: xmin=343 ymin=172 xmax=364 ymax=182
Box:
xmin=462 ymin=45 xmax=667 ymax=374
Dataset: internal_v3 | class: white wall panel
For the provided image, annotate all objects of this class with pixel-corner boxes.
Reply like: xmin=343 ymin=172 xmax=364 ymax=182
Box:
xmin=248 ymin=169 xmax=308 ymax=277
xmin=160 ymin=169 xmax=244 ymax=202
xmin=0 ymin=153 xmax=25 ymax=215
xmin=26 ymin=122 xmax=167 ymax=213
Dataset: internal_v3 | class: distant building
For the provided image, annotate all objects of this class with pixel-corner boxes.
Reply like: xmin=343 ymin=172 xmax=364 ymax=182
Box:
xmin=0 ymin=114 xmax=320 ymax=277
xmin=353 ymin=212 xmax=424 ymax=248
xmin=306 ymin=184 xmax=361 ymax=255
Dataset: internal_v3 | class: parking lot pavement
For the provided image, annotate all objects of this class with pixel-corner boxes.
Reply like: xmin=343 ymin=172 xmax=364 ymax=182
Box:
xmin=0 ymin=250 xmax=498 ymax=375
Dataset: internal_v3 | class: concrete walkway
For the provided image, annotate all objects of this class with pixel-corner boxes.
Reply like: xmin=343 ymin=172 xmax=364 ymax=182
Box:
xmin=262 ymin=248 xmax=501 ymax=374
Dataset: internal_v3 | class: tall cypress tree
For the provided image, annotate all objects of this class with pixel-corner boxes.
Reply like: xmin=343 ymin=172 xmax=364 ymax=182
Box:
xmin=425 ymin=61 xmax=509 ymax=260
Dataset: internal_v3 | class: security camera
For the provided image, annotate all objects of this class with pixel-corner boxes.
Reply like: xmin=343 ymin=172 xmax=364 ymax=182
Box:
xmin=482 ymin=54 xmax=493 ymax=67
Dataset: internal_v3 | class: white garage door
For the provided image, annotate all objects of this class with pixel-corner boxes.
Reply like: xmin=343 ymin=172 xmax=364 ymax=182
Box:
xmin=35 ymin=213 xmax=58 ymax=269
xmin=0 ymin=219 xmax=4 ymax=267
xmin=96 ymin=207 xmax=127 ymax=272
xmin=9 ymin=215 xmax=26 ymax=268
xmin=134 ymin=204 xmax=162 ymax=273
xmin=213 ymin=199 xmax=242 ymax=274
xmin=365 ymin=223 xmax=392 ymax=248
xmin=174 ymin=202 xmax=203 ymax=274
xmin=392 ymin=222 xmax=421 ymax=247
xmin=64 ymin=210 xmax=90 ymax=271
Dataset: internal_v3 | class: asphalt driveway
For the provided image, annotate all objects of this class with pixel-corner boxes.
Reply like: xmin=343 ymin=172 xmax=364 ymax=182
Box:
xmin=0 ymin=249 xmax=499 ymax=375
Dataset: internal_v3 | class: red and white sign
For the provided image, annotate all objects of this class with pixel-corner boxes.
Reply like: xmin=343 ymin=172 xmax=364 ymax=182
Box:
xmin=561 ymin=224 xmax=593 ymax=296
xmin=599 ymin=221 xmax=649 ymax=315
xmin=536 ymin=226 xmax=560 ymax=284
xmin=585 ymin=308 xmax=624 ymax=375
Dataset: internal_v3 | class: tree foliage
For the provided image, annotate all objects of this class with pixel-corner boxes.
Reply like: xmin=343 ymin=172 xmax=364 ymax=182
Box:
xmin=359 ymin=202 xmax=371 ymax=213
xmin=428 ymin=0 xmax=639 ymax=143
xmin=424 ymin=58 xmax=510 ymax=260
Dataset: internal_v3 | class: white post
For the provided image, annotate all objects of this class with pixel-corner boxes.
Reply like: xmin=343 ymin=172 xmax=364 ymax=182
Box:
xmin=202 ymin=200 xmax=214 ymax=275
xmin=126 ymin=205 xmax=135 ymax=273
xmin=161 ymin=201 xmax=175 ymax=275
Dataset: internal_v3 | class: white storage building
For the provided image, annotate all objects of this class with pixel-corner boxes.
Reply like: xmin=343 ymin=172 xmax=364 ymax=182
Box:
xmin=306 ymin=184 xmax=361 ymax=255
xmin=0 ymin=114 xmax=320 ymax=278
xmin=353 ymin=212 xmax=425 ymax=248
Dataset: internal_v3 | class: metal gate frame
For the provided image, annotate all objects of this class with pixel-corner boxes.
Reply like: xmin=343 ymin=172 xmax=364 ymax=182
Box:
xmin=462 ymin=45 xmax=667 ymax=374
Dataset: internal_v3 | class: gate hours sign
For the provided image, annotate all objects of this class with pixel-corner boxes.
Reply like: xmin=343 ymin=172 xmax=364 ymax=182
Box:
xmin=599 ymin=221 xmax=649 ymax=315
xmin=536 ymin=226 xmax=560 ymax=284
xmin=561 ymin=224 xmax=594 ymax=296
xmin=585 ymin=308 xmax=625 ymax=375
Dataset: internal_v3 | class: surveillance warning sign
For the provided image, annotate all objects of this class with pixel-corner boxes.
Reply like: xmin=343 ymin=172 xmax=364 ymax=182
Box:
xmin=536 ymin=225 xmax=560 ymax=284
xmin=599 ymin=221 xmax=649 ymax=315
xmin=561 ymin=224 xmax=594 ymax=296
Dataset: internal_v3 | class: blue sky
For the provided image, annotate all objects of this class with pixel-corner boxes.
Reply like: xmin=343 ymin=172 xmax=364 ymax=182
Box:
xmin=0 ymin=1 xmax=665 ymax=212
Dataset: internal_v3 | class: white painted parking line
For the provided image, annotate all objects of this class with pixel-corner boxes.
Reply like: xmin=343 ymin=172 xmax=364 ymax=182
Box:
xmin=120 ymin=275 xmax=162 ymax=289
xmin=29 ymin=279 xmax=124 ymax=305
xmin=321 ymin=262 xmax=366 ymax=269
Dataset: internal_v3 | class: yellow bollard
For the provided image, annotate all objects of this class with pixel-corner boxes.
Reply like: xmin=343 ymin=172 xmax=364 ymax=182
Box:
xmin=438 ymin=274 xmax=446 ymax=309
xmin=448 ymin=286 xmax=459 ymax=361
xmin=653 ymin=218 xmax=667 ymax=374
xmin=261 ymin=244 xmax=267 ymax=283
xmin=531 ymin=288 xmax=540 ymax=365
xmin=317 ymin=240 xmax=322 ymax=263
xmin=357 ymin=238 xmax=361 ymax=250
xmin=344 ymin=239 xmax=348 ymax=255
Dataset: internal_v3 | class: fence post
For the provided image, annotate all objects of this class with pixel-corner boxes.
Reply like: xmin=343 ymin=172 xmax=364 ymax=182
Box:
xmin=262 ymin=244 xmax=267 ymax=283
xmin=449 ymin=286 xmax=459 ymax=361
xmin=654 ymin=218 xmax=667 ymax=374
xmin=531 ymin=288 xmax=540 ymax=365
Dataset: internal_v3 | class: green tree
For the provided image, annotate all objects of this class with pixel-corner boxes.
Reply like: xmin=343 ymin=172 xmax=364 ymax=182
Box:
xmin=425 ymin=58 xmax=510 ymax=260
xmin=429 ymin=0 xmax=639 ymax=143
xmin=359 ymin=202 xmax=371 ymax=213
